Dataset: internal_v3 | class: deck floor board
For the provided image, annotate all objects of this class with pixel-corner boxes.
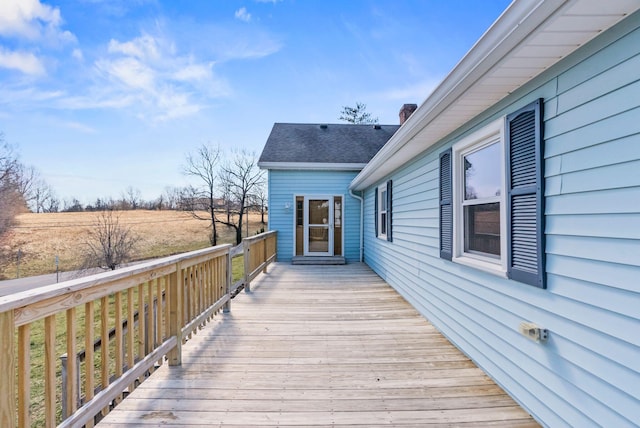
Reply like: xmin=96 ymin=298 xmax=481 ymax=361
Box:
xmin=98 ymin=263 xmax=539 ymax=427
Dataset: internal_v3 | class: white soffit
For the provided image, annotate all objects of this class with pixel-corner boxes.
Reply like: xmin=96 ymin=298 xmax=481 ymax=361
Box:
xmin=350 ymin=0 xmax=640 ymax=191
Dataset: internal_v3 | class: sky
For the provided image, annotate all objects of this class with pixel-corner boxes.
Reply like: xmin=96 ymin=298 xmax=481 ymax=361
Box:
xmin=0 ymin=0 xmax=512 ymax=205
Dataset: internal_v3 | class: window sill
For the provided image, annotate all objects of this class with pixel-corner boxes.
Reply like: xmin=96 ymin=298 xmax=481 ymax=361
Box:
xmin=453 ymin=255 xmax=507 ymax=278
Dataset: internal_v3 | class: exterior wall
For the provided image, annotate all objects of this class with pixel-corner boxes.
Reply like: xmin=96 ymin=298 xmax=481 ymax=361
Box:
xmin=267 ymin=169 xmax=361 ymax=262
xmin=362 ymin=12 xmax=640 ymax=428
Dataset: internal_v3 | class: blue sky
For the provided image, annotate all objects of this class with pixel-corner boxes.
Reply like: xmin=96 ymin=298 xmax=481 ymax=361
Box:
xmin=0 ymin=0 xmax=511 ymax=205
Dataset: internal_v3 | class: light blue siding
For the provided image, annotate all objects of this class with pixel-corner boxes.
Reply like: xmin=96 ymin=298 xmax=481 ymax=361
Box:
xmin=267 ymin=169 xmax=361 ymax=262
xmin=362 ymin=11 xmax=640 ymax=428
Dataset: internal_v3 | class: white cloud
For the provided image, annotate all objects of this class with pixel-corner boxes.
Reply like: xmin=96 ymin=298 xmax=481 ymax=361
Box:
xmin=235 ymin=7 xmax=252 ymax=23
xmin=90 ymin=31 xmax=231 ymax=122
xmin=72 ymin=48 xmax=84 ymax=61
xmin=97 ymin=56 xmax=155 ymax=91
xmin=0 ymin=0 xmax=75 ymax=44
xmin=173 ymin=63 xmax=213 ymax=82
xmin=61 ymin=121 xmax=96 ymax=133
xmin=108 ymin=35 xmax=161 ymax=61
xmin=0 ymin=47 xmax=46 ymax=76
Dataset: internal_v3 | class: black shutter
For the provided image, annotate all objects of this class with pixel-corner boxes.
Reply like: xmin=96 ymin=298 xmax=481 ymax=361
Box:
xmin=386 ymin=180 xmax=393 ymax=242
xmin=506 ymin=99 xmax=545 ymax=288
xmin=374 ymin=188 xmax=379 ymax=237
xmin=439 ymin=149 xmax=453 ymax=260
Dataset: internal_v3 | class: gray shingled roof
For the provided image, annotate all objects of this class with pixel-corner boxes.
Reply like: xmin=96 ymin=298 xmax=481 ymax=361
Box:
xmin=258 ymin=123 xmax=400 ymax=165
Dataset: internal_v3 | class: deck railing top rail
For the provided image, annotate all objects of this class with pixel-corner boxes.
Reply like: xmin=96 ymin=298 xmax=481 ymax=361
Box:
xmin=0 ymin=244 xmax=232 ymax=326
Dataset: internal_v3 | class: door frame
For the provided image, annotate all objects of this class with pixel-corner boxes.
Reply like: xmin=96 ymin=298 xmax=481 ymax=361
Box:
xmin=303 ymin=195 xmax=334 ymax=256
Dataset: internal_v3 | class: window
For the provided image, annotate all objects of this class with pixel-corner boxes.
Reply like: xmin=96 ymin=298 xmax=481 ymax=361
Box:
xmin=440 ymin=99 xmax=545 ymax=288
xmin=375 ymin=180 xmax=393 ymax=242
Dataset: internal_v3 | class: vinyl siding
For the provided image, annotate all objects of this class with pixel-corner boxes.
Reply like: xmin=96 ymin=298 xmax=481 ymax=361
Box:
xmin=267 ymin=169 xmax=361 ymax=262
xmin=363 ymin=12 xmax=640 ymax=428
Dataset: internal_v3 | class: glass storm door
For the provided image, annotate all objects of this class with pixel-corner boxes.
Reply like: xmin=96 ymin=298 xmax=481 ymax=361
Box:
xmin=304 ymin=196 xmax=334 ymax=256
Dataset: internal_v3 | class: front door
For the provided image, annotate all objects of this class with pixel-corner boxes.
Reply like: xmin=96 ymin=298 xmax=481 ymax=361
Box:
xmin=304 ymin=196 xmax=333 ymax=256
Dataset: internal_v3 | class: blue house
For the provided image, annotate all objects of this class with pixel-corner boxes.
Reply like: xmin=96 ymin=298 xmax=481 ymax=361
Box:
xmin=261 ymin=1 xmax=640 ymax=426
xmin=258 ymin=121 xmax=402 ymax=263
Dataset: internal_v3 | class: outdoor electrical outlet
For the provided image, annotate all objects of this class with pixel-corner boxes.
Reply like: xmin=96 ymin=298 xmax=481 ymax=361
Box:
xmin=519 ymin=322 xmax=549 ymax=343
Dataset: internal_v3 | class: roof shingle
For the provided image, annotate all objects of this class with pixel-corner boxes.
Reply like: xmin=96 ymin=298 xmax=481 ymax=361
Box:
xmin=258 ymin=123 xmax=399 ymax=166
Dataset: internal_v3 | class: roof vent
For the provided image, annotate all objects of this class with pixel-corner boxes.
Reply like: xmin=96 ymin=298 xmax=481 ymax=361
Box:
xmin=320 ymin=124 xmax=328 ymax=129
xmin=373 ymin=124 xmax=381 ymax=130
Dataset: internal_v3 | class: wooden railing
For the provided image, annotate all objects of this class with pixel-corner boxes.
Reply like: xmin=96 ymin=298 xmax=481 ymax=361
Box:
xmin=0 ymin=230 xmax=276 ymax=428
xmin=241 ymin=230 xmax=277 ymax=293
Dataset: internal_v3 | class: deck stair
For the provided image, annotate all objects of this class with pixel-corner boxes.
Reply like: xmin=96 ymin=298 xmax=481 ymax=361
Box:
xmin=291 ymin=256 xmax=346 ymax=265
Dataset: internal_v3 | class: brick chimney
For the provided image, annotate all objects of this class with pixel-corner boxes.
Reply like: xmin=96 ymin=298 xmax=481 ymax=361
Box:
xmin=399 ymin=103 xmax=417 ymax=125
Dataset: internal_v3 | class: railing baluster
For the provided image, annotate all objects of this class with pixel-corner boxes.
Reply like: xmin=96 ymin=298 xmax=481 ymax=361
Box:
xmin=155 ymin=279 xmax=162 ymax=365
xmin=137 ymin=283 xmax=146 ymax=359
xmin=100 ymin=296 xmax=110 ymax=417
xmin=18 ymin=323 xmax=30 ymax=428
xmin=169 ymin=265 xmax=183 ymax=366
xmin=126 ymin=288 xmax=135 ymax=394
xmin=1 ymin=310 xmax=16 ymax=428
xmin=85 ymin=301 xmax=95 ymax=428
xmin=114 ymin=292 xmax=123 ymax=401
xmin=66 ymin=308 xmax=78 ymax=417
xmin=147 ymin=280 xmax=154 ymax=354
xmin=44 ymin=314 xmax=56 ymax=427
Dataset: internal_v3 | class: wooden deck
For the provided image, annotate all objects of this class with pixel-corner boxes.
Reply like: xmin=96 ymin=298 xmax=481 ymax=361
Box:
xmin=98 ymin=263 xmax=539 ymax=427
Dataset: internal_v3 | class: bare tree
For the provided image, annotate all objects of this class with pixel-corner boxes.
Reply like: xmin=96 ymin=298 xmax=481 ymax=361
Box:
xmin=339 ymin=102 xmax=378 ymax=124
xmin=250 ymin=182 xmax=268 ymax=225
xmin=182 ymin=144 xmax=222 ymax=245
xmin=122 ymin=186 xmax=142 ymax=210
xmin=217 ymin=150 xmax=265 ymax=245
xmin=0 ymin=136 xmax=25 ymax=235
xmin=162 ymin=186 xmax=183 ymax=210
xmin=84 ymin=210 xmax=139 ymax=270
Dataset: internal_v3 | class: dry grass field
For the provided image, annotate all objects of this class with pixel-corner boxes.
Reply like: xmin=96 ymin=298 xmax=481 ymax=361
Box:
xmin=1 ymin=210 xmax=267 ymax=279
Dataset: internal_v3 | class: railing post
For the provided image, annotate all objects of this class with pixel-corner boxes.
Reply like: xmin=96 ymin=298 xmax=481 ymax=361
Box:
xmin=263 ymin=236 xmax=268 ymax=274
xmin=224 ymin=250 xmax=232 ymax=313
xmin=0 ymin=310 xmax=16 ymax=428
xmin=243 ymin=239 xmax=251 ymax=293
xmin=168 ymin=263 xmax=183 ymax=366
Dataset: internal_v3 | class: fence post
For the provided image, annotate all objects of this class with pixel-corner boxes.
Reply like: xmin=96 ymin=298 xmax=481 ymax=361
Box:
xmin=243 ymin=239 xmax=251 ymax=293
xmin=168 ymin=263 xmax=183 ymax=366
xmin=0 ymin=310 xmax=16 ymax=428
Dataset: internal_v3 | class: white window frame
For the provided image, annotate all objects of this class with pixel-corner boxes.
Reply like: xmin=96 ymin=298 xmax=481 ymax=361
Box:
xmin=452 ymin=118 xmax=507 ymax=276
xmin=377 ymin=185 xmax=387 ymax=240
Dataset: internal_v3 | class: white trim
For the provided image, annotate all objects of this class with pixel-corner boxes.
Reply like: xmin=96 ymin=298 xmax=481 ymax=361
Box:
xmin=291 ymin=194 xmax=297 ymax=259
xmin=335 ymin=194 xmax=345 ymax=259
xmin=259 ymin=162 xmax=367 ymax=171
xmin=451 ymin=118 xmax=507 ymax=275
xmin=350 ymin=0 xmax=639 ymax=191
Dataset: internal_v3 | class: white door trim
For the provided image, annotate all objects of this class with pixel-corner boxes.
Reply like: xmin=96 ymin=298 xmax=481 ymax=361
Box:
xmin=303 ymin=195 xmax=334 ymax=256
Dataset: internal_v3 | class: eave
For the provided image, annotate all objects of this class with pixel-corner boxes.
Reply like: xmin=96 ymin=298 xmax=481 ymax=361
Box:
xmin=258 ymin=162 xmax=367 ymax=171
xmin=350 ymin=0 xmax=640 ymax=191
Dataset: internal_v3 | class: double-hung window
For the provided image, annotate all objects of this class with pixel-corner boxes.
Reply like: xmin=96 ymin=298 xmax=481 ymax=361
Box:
xmin=375 ymin=180 xmax=393 ymax=242
xmin=379 ymin=187 xmax=388 ymax=237
xmin=454 ymin=119 xmax=506 ymax=273
xmin=440 ymin=99 xmax=545 ymax=288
